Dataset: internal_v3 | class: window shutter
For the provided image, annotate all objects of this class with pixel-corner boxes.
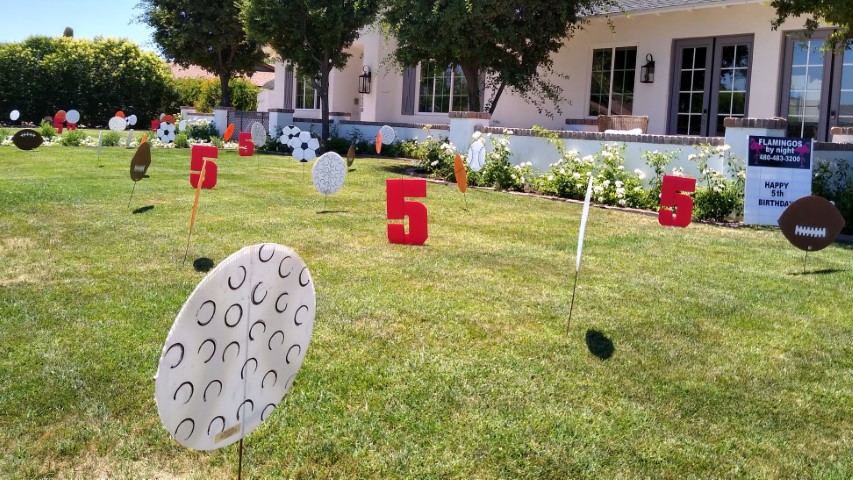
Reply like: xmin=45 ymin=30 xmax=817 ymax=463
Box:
xmin=401 ymin=67 xmax=416 ymax=116
xmin=284 ymin=67 xmax=294 ymax=110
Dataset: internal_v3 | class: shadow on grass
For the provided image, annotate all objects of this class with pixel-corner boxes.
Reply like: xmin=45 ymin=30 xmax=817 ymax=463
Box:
xmin=316 ymin=210 xmax=349 ymax=215
xmin=193 ymin=257 xmax=215 ymax=273
xmin=377 ymin=164 xmax=414 ymax=176
xmin=789 ymin=268 xmax=846 ymax=276
xmin=585 ymin=329 xmax=615 ymax=360
xmin=132 ymin=205 xmax=154 ymax=215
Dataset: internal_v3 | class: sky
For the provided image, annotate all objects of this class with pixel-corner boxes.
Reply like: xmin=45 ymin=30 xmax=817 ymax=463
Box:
xmin=0 ymin=1 xmax=158 ymax=52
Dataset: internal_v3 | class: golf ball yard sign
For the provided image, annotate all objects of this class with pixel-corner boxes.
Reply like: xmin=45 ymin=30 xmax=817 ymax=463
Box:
xmin=744 ymin=136 xmax=813 ymax=226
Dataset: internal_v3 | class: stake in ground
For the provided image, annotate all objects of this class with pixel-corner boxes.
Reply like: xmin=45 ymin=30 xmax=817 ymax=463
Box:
xmin=0 ymin=146 xmax=850 ymax=478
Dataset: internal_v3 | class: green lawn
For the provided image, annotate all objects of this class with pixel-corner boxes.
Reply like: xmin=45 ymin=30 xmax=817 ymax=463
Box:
xmin=0 ymin=145 xmax=851 ymax=479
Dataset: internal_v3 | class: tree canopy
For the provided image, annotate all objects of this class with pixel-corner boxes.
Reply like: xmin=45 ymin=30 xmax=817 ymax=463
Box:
xmin=770 ymin=0 xmax=853 ymax=49
xmin=0 ymin=36 xmax=177 ymax=125
xmin=242 ymin=0 xmax=380 ymax=142
xmin=137 ymin=0 xmax=266 ymax=107
xmin=383 ymin=0 xmax=611 ymax=115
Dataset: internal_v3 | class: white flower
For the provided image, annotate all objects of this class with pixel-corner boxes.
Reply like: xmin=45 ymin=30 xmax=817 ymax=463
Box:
xmin=572 ymin=172 xmax=580 ymax=179
xmin=634 ymin=168 xmax=646 ymax=180
xmin=618 ymin=199 xmax=627 ymax=206
xmin=603 ymin=179 xmax=611 ymax=187
xmin=593 ymin=186 xmax=604 ymax=194
xmin=548 ymin=175 xmax=554 ymax=181
xmin=597 ymin=196 xmax=604 ymax=202
xmin=520 ymin=176 xmax=526 ymax=183
xmin=618 ymin=165 xmax=625 ymax=170
xmin=688 ymin=154 xmax=697 ymax=161
xmin=616 ymin=187 xmax=626 ymax=197
xmin=505 ymin=129 xmax=514 ymax=135
xmin=713 ymin=186 xmax=721 ymax=193
xmin=582 ymin=155 xmax=594 ymax=163
xmin=717 ymin=144 xmax=731 ymax=152
xmin=615 ymin=181 xmax=624 ymax=188
xmin=430 ymin=160 xmax=439 ymax=166
xmin=472 ymin=131 xmax=482 ymax=140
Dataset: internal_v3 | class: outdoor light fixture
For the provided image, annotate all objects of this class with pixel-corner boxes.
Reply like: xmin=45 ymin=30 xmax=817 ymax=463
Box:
xmin=358 ymin=66 xmax=372 ymax=94
xmin=640 ymin=54 xmax=655 ymax=84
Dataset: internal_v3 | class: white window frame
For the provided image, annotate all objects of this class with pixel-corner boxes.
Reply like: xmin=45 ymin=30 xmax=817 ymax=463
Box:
xmin=416 ymin=62 xmax=469 ymax=114
xmin=295 ymin=75 xmax=320 ymax=110
xmin=588 ymin=46 xmax=638 ymax=117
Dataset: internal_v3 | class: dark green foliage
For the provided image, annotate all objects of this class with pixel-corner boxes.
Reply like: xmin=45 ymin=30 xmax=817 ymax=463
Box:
xmin=0 ymin=37 xmax=177 ymax=125
xmin=184 ymin=120 xmax=219 ymax=141
xmin=243 ymin=0 xmax=380 ymax=143
xmin=38 ymin=121 xmax=58 ymax=140
xmin=59 ymin=129 xmax=88 ymax=146
xmin=770 ymin=0 xmax=853 ymax=49
xmin=101 ymin=131 xmax=122 ymax=147
xmin=174 ymin=132 xmax=190 ymax=148
xmin=813 ymin=159 xmax=853 ymax=234
xmin=138 ymin=0 xmax=266 ymax=108
xmin=171 ymin=78 xmax=206 ymax=111
xmin=383 ymin=0 xmax=613 ymax=115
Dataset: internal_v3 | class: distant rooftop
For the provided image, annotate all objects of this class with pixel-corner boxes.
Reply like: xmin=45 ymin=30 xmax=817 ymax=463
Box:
xmin=169 ymin=63 xmax=275 ymax=89
xmin=599 ymin=0 xmax=760 ymax=15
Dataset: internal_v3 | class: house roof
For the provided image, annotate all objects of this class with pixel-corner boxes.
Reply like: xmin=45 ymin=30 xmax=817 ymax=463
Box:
xmin=169 ymin=63 xmax=275 ymax=88
xmin=601 ymin=0 xmax=760 ymax=15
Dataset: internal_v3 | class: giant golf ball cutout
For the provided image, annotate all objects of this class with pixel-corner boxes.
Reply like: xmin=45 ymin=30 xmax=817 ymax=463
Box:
xmin=467 ymin=140 xmax=486 ymax=172
xmin=250 ymin=122 xmax=267 ymax=147
xmin=155 ymin=244 xmax=316 ymax=451
xmin=312 ymin=152 xmax=347 ymax=195
xmin=289 ymin=131 xmax=320 ymax=162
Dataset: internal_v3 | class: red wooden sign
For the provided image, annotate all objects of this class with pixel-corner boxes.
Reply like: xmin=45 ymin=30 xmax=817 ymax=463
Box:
xmin=190 ymin=145 xmax=218 ymax=189
xmin=658 ymin=175 xmax=697 ymax=227
xmin=239 ymin=132 xmax=254 ymax=156
xmin=387 ymin=179 xmax=428 ymax=245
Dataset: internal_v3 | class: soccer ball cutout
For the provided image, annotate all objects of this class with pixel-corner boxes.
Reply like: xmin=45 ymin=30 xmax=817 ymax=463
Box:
xmin=467 ymin=140 xmax=486 ymax=172
xmin=312 ymin=152 xmax=347 ymax=195
xmin=158 ymin=122 xmax=177 ymax=144
xmin=379 ymin=125 xmax=396 ymax=145
xmin=289 ymin=131 xmax=319 ymax=162
xmin=109 ymin=116 xmax=127 ymax=132
xmin=154 ymin=243 xmax=316 ymax=451
xmin=278 ymin=125 xmax=301 ymax=145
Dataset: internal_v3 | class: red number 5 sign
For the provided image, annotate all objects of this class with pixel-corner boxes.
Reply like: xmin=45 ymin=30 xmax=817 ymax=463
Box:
xmin=658 ymin=175 xmax=696 ymax=227
xmin=387 ymin=179 xmax=428 ymax=245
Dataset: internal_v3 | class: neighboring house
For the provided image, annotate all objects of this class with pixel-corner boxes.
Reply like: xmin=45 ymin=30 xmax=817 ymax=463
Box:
xmin=170 ymin=63 xmax=275 ymax=89
xmin=258 ymin=0 xmax=850 ymax=142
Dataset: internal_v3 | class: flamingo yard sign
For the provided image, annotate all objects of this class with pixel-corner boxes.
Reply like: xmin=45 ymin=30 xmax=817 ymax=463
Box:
xmin=743 ymin=135 xmax=814 ymax=226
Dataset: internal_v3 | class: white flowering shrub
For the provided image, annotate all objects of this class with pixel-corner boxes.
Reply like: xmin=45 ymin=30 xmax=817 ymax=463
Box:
xmin=480 ymin=130 xmax=529 ymax=190
xmin=813 ymin=159 xmax=853 ymax=234
xmin=690 ymin=144 xmax=745 ymax=221
xmin=641 ymin=149 xmax=681 ymax=206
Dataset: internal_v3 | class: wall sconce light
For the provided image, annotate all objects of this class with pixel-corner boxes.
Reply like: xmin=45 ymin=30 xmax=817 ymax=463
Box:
xmin=358 ymin=66 xmax=372 ymax=94
xmin=640 ymin=54 xmax=655 ymax=84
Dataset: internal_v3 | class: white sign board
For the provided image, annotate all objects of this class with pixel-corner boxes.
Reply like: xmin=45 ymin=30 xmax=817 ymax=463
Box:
xmin=743 ymin=135 xmax=813 ymax=226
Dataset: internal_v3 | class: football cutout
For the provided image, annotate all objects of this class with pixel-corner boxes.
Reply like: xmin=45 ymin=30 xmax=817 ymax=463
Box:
xmin=11 ymin=129 xmax=43 ymax=151
xmin=778 ymin=195 xmax=845 ymax=252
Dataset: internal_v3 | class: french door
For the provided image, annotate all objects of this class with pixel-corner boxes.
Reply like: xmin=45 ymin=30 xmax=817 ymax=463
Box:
xmin=668 ymin=35 xmax=753 ymax=137
xmin=781 ymin=31 xmax=853 ymax=141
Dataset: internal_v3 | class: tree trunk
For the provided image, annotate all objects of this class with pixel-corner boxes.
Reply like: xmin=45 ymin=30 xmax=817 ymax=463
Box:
xmin=459 ymin=62 xmax=481 ymax=112
xmin=219 ymin=73 xmax=232 ymax=108
xmin=489 ymin=82 xmax=506 ymax=115
xmin=319 ymin=63 xmax=331 ymax=147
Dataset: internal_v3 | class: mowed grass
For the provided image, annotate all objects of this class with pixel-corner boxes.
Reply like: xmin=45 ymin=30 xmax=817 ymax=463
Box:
xmin=0 ymin=145 xmax=851 ymax=479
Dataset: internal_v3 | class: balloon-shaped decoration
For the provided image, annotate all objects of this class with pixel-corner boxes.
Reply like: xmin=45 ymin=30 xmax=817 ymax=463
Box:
xmin=224 ymin=123 xmax=235 ymax=142
xmin=159 ymin=113 xmax=166 ymax=120
xmin=453 ymin=153 xmax=468 ymax=193
xmin=312 ymin=152 xmax=347 ymax=195
xmin=346 ymin=144 xmax=356 ymax=168
xmin=250 ymin=122 xmax=267 ymax=147
xmin=11 ymin=129 xmax=43 ymax=151
xmin=162 ymin=114 xmax=176 ymax=125
xmin=158 ymin=122 xmax=177 ymax=144
xmin=128 ymin=114 xmax=138 ymax=126
xmin=289 ymin=132 xmax=319 ymax=162
xmin=54 ymin=110 xmax=67 ymax=123
xmin=10 ymin=110 xmax=20 ymax=121
xmin=155 ymin=243 xmax=316 ymax=451
xmin=130 ymin=142 xmax=152 ymax=182
xmin=116 ymin=111 xmax=126 ymax=119
xmin=778 ymin=195 xmax=846 ymax=252
xmin=375 ymin=131 xmax=383 ymax=154
xmin=379 ymin=125 xmax=396 ymax=145
xmin=66 ymin=109 xmax=80 ymax=125
xmin=467 ymin=140 xmax=486 ymax=172
xmin=278 ymin=125 xmax=301 ymax=145
xmin=109 ymin=116 xmax=127 ymax=132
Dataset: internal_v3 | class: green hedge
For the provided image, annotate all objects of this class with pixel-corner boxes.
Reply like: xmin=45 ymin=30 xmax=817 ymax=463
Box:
xmin=0 ymin=36 xmax=178 ymax=126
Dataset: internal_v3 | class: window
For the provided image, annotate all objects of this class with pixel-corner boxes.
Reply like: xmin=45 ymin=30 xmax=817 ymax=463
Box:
xmin=418 ymin=62 xmax=469 ymax=113
xmin=295 ymin=75 xmax=319 ymax=110
xmin=589 ymin=47 xmax=637 ymax=116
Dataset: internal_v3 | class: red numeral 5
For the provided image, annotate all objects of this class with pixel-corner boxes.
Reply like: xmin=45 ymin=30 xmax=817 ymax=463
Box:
xmin=190 ymin=145 xmax=218 ymax=189
xmin=238 ymin=132 xmax=254 ymax=156
xmin=659 ymin=175 xmax=696 ymax=227
xmin=387 ymin=179 xmax=428 ymax=245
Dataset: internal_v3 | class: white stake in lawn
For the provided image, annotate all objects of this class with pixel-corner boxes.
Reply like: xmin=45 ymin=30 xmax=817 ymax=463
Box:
xmin=567 ymin=174 xmax=594 ymax=334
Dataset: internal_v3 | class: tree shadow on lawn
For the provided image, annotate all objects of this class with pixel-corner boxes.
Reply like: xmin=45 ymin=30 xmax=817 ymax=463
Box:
xmin=586 ymin=329 xmax=615 ymax=360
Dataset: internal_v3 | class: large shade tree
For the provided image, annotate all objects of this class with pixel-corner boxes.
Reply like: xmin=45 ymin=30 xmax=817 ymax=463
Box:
xmin=383 ymin=0 xmax=613 ymax=116
xmin=770 ymin=0 xmax=853 ymax=49
xmin=242 ymin=0 xmax=380 ymax=142
xmin=138 ymin=0 xmax=266 ymax=108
